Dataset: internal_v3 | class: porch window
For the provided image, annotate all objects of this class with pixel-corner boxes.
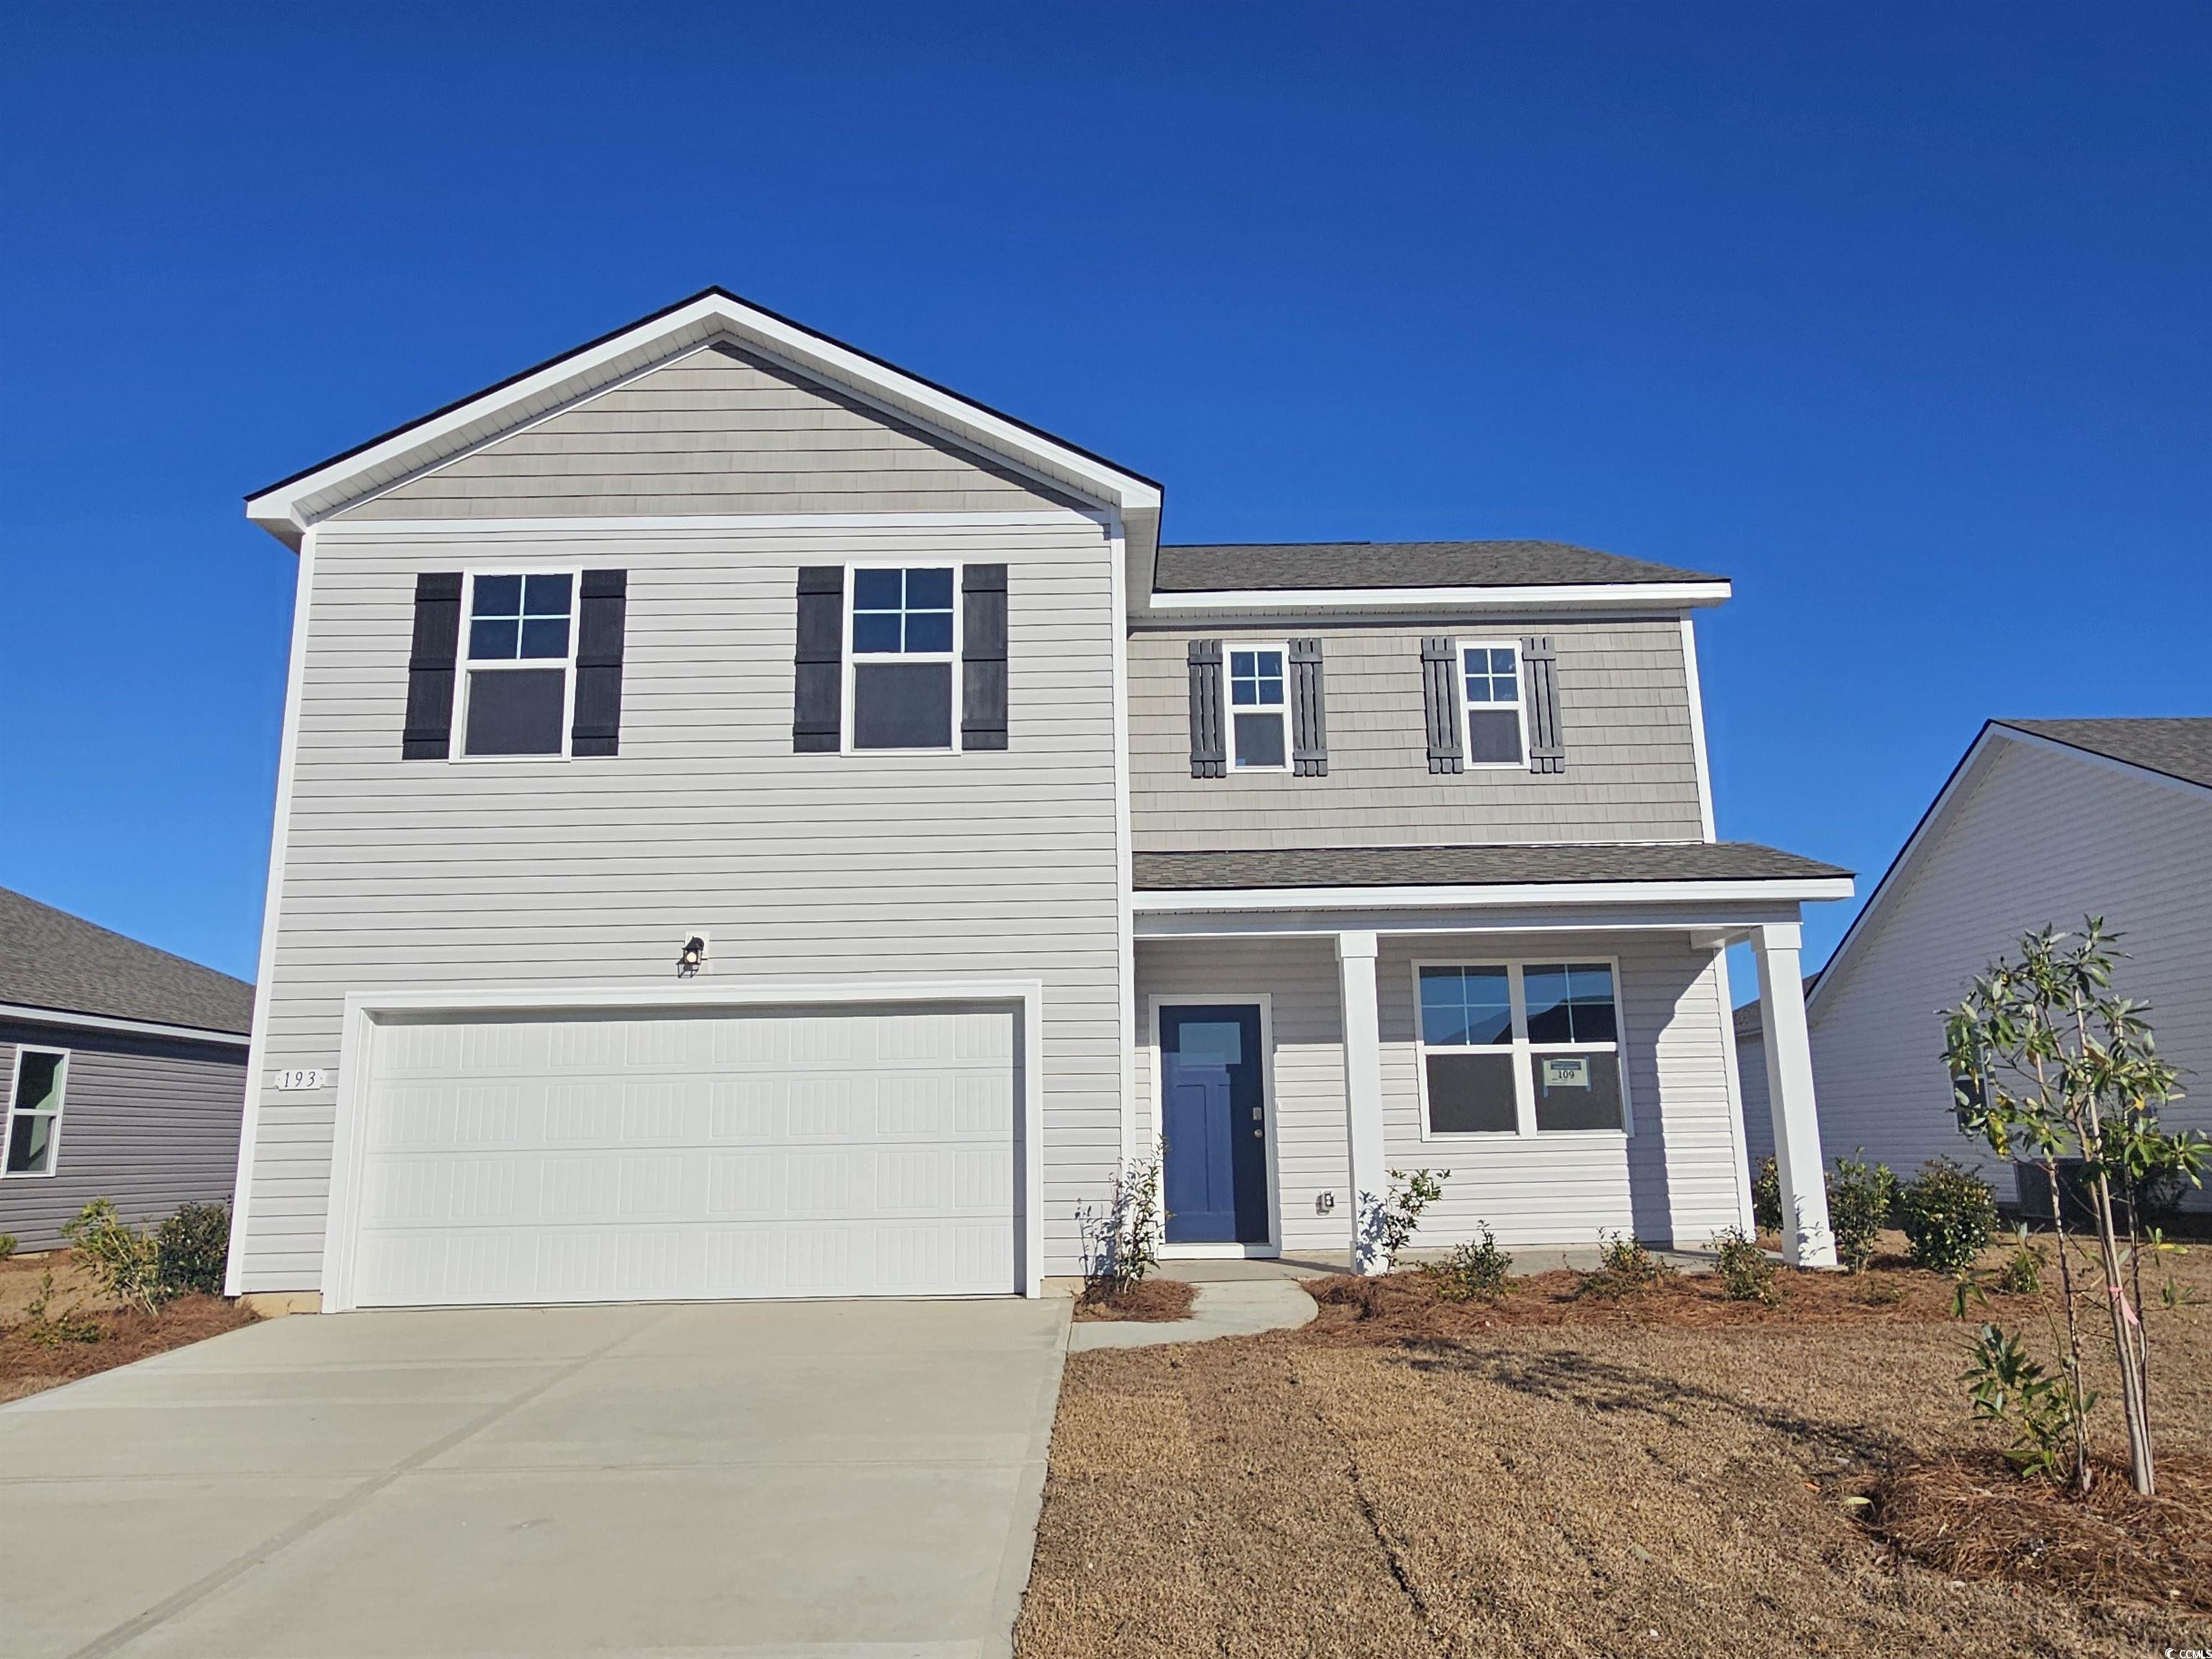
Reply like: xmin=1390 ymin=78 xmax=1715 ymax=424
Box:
xmin=1416 ymin=961 xmax=1627 ymax=1136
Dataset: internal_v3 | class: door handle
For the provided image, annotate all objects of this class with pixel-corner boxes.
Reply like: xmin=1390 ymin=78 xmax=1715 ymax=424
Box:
xmin=1252 ymin=1128 xmax=1264 ymax=1138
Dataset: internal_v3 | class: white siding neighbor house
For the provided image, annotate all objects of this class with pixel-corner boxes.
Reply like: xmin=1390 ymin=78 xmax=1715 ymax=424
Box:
xmin=1737 ymin=719 xmax=2212 ymax=1212
xmin=225 ymin=288 xmax=1854 ymax=1313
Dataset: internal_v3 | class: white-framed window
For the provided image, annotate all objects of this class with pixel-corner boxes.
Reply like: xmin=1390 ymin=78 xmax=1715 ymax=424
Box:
xmin=847 ymin=564 xmax=961 ymax=751
xmin=1461 ymin=639 xmax=1527 ymax=766
xmin=1226 ymin=643 xmax=1290 ymax=770
xmin=4 ymin=1046 xmax=68 ymax=1177
xmin=457 ymin=571 xmax=579 ymax=758
xmin=1413 ymin=959 xmax=1629 ymax=1136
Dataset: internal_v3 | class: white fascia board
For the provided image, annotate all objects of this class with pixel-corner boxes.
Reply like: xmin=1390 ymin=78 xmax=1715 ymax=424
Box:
xmin=246 ymin=292 xmax=1161 ymax=547
xmin=1132 ymin=876 xmax=1854 ymax=914
xmin=1142 ymin=580 xmax=1732 ymax=613
xmin=0 ymin=1003 xmax=250 ymax=1048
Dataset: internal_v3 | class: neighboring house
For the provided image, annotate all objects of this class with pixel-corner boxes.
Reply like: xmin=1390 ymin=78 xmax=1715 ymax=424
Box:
xmin=0 ymin=888 xmax=253 ymax=1249
xmin=1737 ymin=719 xmax=2212 ymax=1212
xmin=226 ymin=287 xmax=1854 ymax=1313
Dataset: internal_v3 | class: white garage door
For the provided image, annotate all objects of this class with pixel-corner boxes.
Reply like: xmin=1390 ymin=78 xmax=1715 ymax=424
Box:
xmin=342 ymin=1002 xmax=1021 ymax=1307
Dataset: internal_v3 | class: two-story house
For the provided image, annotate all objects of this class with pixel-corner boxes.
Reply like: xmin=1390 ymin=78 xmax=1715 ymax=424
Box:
xmin=224 ymin=289 xmax=1851 ymax=1312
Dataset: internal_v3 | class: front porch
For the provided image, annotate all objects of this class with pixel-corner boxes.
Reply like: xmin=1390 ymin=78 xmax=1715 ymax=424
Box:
xmin=1129 ymin=845 xmax=1853 ymax=1272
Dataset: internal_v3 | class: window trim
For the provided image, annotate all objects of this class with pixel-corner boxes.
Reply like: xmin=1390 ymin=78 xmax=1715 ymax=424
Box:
xmin=842 ymin=559 xmax=966 ymax=754
xmin=1458 ymin=637 xmax=1529 ymax=770
xmin=3 ymin=1045 xmax=70 ymax=1179
xmin=1223 ymin=640 xmax=1292 ymax=773
xmin=1411 ymin=956 xmax=1633 ymax=1139
xmin=451 ymin=567 xmax=583 ymax=763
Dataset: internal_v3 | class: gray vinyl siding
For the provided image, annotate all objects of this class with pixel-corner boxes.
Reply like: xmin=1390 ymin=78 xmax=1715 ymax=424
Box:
xmin=1736 ymin=1028 xmax=1773 ymax=1174
xmin=333 ymin=343 xmax=1083 ymax=521
xmin=1128 ymin=620 xmax=1705 ymax=850
xmin=1803 ymin=739 xmax=2212 ymax=1210
xmin=242 ymin=511 xmax=1125 ymax=1290
xmin=1134 ymin=932 xmax=1750 ymax=1254
xmin=0 ymin=1020 xmax=248 ymax=1251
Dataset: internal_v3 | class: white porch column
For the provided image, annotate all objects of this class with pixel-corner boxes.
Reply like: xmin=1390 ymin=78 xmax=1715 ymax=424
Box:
xmin=1754 ymin=921 xmax=1837 ymax=1267
xmin=1336 ymin=930 xmax=1389 ymax=1274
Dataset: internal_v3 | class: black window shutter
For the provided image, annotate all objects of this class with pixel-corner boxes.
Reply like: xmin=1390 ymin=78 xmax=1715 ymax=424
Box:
xmin=961 ymin=564 xmax=1009 ymax=750
xmin=570 ymin=569 xmax=628 ymax=757
xmin=402 ymin=572 xmax=464 ymax=760
xmin=1421 ymin=636 xmax=1462 ymax=774
xmin=1187 ymin=639 xmax=1225 ymax=778
xmin=1522 ymin=634 xmax=1565 ymax=773
xmin=793 ymin=566 xmax=845 ymax=752
xmin=1289 ymin=639 xmax=1328 ymax=777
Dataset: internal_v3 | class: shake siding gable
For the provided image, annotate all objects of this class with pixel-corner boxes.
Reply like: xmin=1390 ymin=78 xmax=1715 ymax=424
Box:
xmin=1802 ymin=739 xmax=2212 ymax=1207
xmin=332 ymin=343 xmax=1087 ymax=522
xmin=241 ymin=513 xmax=1125 ymax=1289
xmin=1127 ymin=620 xmax=1704 ymax=850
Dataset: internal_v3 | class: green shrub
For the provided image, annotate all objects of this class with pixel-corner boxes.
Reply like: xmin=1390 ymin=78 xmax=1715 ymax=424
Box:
xmin=60 ymin=1199 xmax=161 ymax=1313
xmin=1579 ymin=1230 xmax=1674 ymax=1298
xmin=1364 ymin=1168 xmax=1449 ymax=1270
xmin=1963 ymin=1322 xmax=2095 ymax=1483
xmin=1425 ymin=1226 xmax=1513 ymax=1300
xmin=1896 ymin=1159 xmax=1997 ymax=1274
xmin=1712 ymin=1227 xmax=1780 ymax=1305
xmin=1995 ymin=1226 xmax=2046 ymax=1296
xmin=155 ymin=1203 xmax=230 ymax=1297
xmin=1750 ymin=1156 xmax=1783 ymax=1236
xmin=1078 ymin=1148 xmax=1164 ymax=1301
xmin=1826 ymin=1154 xmax=1897 ymax=1274
xmin=22 ymin=1269 xmax=101 ymax=1347
xmin=0 ymin=1232 xmax=17 ymax=1262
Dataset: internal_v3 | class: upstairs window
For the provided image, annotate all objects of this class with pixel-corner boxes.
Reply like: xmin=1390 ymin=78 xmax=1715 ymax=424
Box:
xmin=1462 ymin=642 xmax=1525 ymax=765
xmin=461 ymin=572 xmax=575 ymax=757
xmin=1228 ymin=646 xmax=1289 ymax=770
xmin=4 ymin=1047 xmax=67 ymax=1177
xmin=850 ymin=567 xmax=957 ymax=749
xmin=1417 ymin=960 xmax=1627 ymax=1136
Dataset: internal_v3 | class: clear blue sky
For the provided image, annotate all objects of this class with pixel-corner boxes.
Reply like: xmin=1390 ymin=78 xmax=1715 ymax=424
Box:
xmin=3 ymin=4 xmax=2206 ymax=987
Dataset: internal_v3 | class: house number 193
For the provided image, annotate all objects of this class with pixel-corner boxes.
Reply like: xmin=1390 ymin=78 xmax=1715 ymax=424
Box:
xmin=273 ymin=1069 xmax=328 ymax=1092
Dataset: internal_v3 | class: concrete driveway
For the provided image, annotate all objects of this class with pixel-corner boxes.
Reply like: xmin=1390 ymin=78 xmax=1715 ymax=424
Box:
xmin=0 ymin=1297 xmax=1070 ymax=1659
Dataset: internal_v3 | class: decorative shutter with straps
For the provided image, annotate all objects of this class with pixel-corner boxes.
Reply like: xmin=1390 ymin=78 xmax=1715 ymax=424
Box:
xmin=401 ymin=572 xmax=464 ymax=760
xmin=569 ymin=569 xmax=628 ymax=757
xmin=1420 ymin=636 xmax=1462 ymax=774
xmin=1187 ymin=639 xmax=1226 ymax=778
xmin=1521 ymin=634 xmax=1565 ymax=773
xmin=1289 ymin=639 xmax=1328 ymax=777
xmin=792 ymin=567 xmax=845 ymax=752
xmin=961 ymin=564 xmax=1009 ymax=750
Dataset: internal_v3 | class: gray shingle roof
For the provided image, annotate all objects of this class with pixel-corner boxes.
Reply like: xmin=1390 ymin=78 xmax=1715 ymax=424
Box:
xmin=0 ymin=888 xmax=253 ymax=1037
xmin=1153 ymin=540 xmax=1722 ymax=594
xmin=1133 ymin=842 xmax=1850 ymax=891
xmin=1998 ymin=718 xmax=2212 ymax=791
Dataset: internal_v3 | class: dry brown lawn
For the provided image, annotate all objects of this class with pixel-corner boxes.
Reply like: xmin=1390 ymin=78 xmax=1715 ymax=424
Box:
xmin=1016 ymin=1233 xmax=2212 ymax=1658
xmin=0 ymin=1250 xmax=256 ymax=1403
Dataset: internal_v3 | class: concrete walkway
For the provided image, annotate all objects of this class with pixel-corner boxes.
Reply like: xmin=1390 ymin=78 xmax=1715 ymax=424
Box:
xmin=1069 ymin=1280 xmax=1318 ymax=1352
xmin=0 ymin=1297 xmax=1070 ymax=1659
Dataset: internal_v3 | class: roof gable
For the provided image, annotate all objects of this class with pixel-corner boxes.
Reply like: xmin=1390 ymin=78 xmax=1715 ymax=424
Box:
xmin=0 ymin=888 xmax=253 ymax=1036
xmin=333 ymin=340 xmax=1088 ymax=522
xmin=1997 ymin=718 xmax=2212 ymax=792
xmin=247 ymin=287 xmax=1162 ymax=557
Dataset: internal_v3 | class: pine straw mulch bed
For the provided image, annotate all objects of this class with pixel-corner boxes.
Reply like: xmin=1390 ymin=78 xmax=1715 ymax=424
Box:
xmin=1015 ymin=1243 xmax=2212 ymax=1658
xmin=1074 ymin=1277 xmax=1198 ymax=1323
xmin=0 ymin=1254 xmax=258 ymax=1404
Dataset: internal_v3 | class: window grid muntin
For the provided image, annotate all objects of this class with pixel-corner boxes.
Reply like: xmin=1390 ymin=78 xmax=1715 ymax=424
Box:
xmin=1225 ymin=642 xmax=1291 ymax=771
xmin=1459 ymin=638 xmax=1527 ymax=768
xmin=3 ymin=1046 xmax=68 ymax=1178
xmin=1414 ymin=960 xmax=1628 ymax=1137
xmin=843 ymin=562 xmax=964 ymax=752
xmin=851 ymin=567 xmax=956 ymax=657
xmin=469 ymin=572 xmax=575 ymax=662
xmin=455 ymin=569 xmax=583 ymax=760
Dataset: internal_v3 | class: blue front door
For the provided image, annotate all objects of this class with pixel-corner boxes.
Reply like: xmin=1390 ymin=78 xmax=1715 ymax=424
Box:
xmin=1159 ymin=1004 xmax=1269 ymax=1245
